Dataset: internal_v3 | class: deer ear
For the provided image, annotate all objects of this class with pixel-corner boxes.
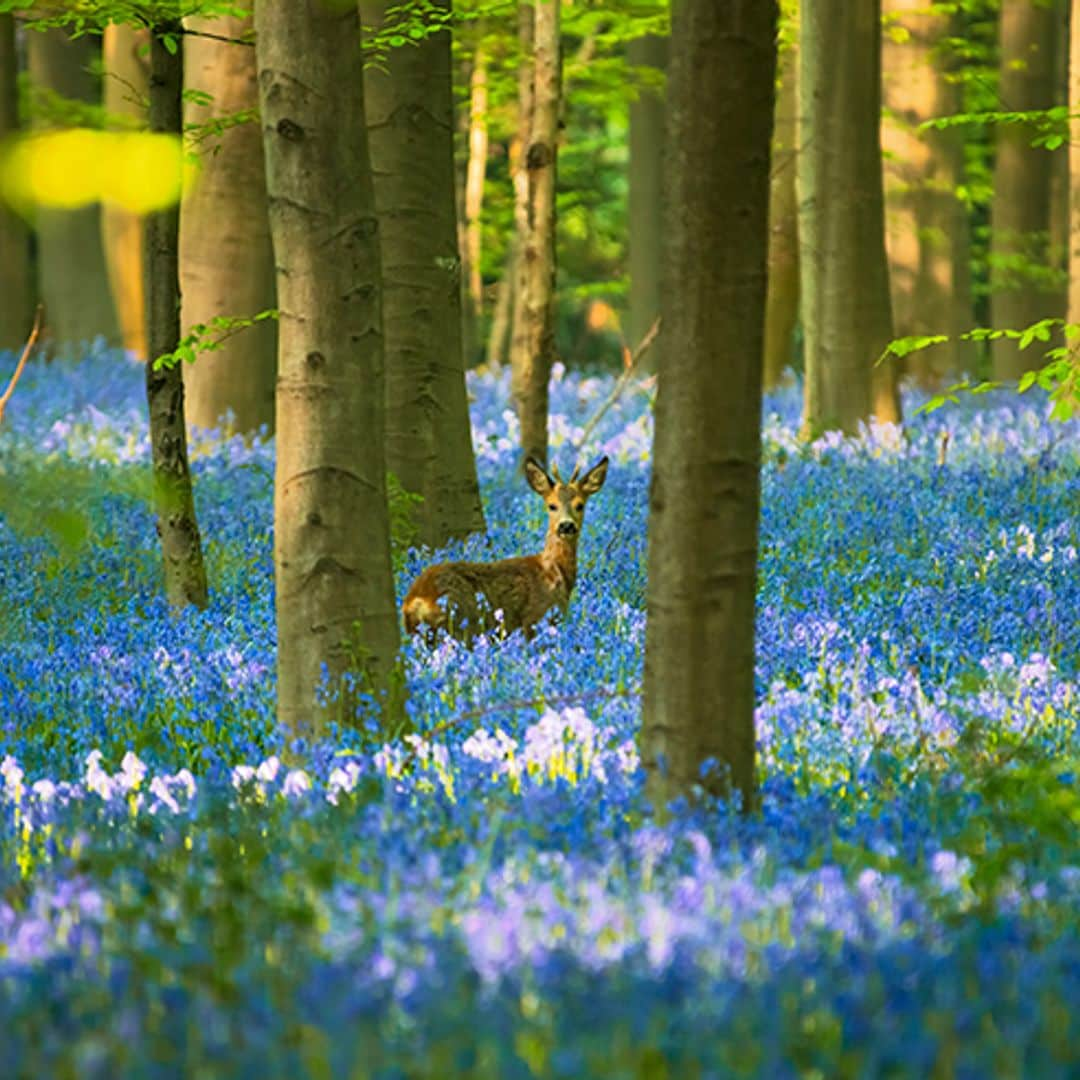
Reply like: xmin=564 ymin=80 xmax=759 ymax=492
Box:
xmin=524 ymin=457 xmax=555 ymax=496
xmin=579 ymin=456 xmax=608 ymax=497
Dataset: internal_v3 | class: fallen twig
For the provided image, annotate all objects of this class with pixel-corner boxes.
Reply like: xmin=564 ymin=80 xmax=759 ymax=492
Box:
xmin=576 ymin=316 xmax=660 ymax=460
xmin=0 ymin=305 xmax=44 ymax=429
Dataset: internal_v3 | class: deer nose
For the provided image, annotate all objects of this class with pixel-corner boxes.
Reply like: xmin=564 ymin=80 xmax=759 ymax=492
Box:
xmin=557 ymin=520 xmax=577 ymax=537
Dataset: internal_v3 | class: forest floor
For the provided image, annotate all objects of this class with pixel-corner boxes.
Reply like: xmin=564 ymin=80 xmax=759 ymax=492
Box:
xmin=1 ymin=348 xmax=1078 ymax=1076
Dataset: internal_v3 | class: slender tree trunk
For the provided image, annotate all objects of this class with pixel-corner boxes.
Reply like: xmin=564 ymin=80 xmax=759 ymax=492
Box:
xmin=627 ymin=33 xmax=665 ymax=372
xmin=360 ymin=0 xmax=485 ymax=547
xmin=0 ymin=14 xmax=32 ymax=351
xmin=763 ymin=37 xmax=799 ymax=391
xmin=641 ymin=0 xmax=776 ymax=815
xmin=1071 ymin=0 xmax=1080 ymax=337
xmin=991 ymin=0 xmax=1062 ymax=380
xmin=509 ymin=3 xmax=535 ymax=454
xmin=485 ymin=242 xmax=515 ymax=370
xmin=256 ymin=0 xmax=401 ymax=740
xmin=27 ymin=29 xmax=119 ymax=355
xmin=101 ymin=23 xmax=149 ymax=361
xmin=882 ymin=0 xmax=976 ymax=386
xmin=145 ymin=25 xmax=208 ymax=611
xmin=799 ymin=0 xmax=900 ymax=435
xmin=510 ymin=0 xmax=560 ymax=466
xmin=180 ymin=13 xmax=276 ymax=436
xmin=1048 ymin=2 xmax=1070 ymax=301
xmin=463 ymin=38 xmax=489 ymax=334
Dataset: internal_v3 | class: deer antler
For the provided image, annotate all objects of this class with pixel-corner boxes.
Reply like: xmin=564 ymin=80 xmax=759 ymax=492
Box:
xmin=569 ymin=464 xmax=581 ymax=483
xmin=550 ymin=462 xmax=563 ymax=483
xmin=0 ymin=305 xmax=44 ymax=429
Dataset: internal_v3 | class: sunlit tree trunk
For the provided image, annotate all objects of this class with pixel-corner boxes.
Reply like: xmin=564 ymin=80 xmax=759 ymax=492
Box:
xmin=763 ymin=36 xmax=799 ymax=391
xmin=101 ymin=23 xmax=148 ymax=361
xmin=799 ymin=0 xmax=900 ymax=435
xmin=0 ymin=14 xmax=32 ymax=351
xmin=256 ymin=0 xmax=400 ymax=740
xmin=882 ymin=0 xmax=975 ymax=386
xmin=27 ymin=29 xmax=119 ymax=354
xmin=463 ymin=37 xmax=488 ymax=337
xmin=1048 ymin=2 xmax=1069 ymax=304
xmin=641 ymin=0 xmax=776 ymax=815
xmin=627 ymin=33 xmax=665 ymax=372
xmin=181 ymin=14 xmax=276 ymax=436
xmin=360 ymin=0 xmax=485 ymax=547
xmin=991 ymin=0 xmax=1062 ymax=380
xmin=510 ymin=0 xmax=560 ymax=466
xmin=145 ymin=24 xmax=208 ymax=610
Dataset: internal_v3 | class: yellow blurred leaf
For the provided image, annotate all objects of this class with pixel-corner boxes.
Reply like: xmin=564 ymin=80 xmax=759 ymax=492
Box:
xmin=0 ymin=129 xmax=198 ymax=215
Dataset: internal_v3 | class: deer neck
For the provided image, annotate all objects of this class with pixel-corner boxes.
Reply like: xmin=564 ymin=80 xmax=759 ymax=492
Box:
xmin=540 ymin=529 xmax=578 ymax=594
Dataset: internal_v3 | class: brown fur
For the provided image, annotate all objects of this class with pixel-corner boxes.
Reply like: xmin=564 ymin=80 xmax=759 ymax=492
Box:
xmin=402 ymin=456 xmax=608 ymax=642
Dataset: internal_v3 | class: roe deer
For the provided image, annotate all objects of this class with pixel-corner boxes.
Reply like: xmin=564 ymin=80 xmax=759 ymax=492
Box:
xmin=402 ymin=456 xmax=609 ymax=642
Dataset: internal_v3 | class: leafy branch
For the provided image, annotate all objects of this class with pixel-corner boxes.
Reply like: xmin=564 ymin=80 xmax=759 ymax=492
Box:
xmin=152 ymin=309 xmax=278 ymax=371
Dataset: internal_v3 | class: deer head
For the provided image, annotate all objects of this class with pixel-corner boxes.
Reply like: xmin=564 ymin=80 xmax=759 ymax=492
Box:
xmin=524 ymin=456 xmax=609 ymax=541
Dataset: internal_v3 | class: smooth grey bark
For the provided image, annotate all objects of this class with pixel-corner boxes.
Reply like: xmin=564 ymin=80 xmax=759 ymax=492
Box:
xmin=181 ymin=13 xmax=276 ymax=436
xmin=27 ymin=29 xmax=120 ymax=354
xmin=798 ymin=0 xmax=900 ymax=434
xmin=256 ymin=0 xmax=401 ymax=740
xmin=509 ymin=0 xmax=559 ymax=466
xmin=627 ymin=33 xmax=665 ymax=373
xmin=0 ymin=14 xmax=33 ymax=351
xmin=145 ymin=25 xmax=208 ymax=611
xmin=360 ymin=0 xmax=485 ymax=548
xmin=641 ymin=0 xmax=777 ymax=815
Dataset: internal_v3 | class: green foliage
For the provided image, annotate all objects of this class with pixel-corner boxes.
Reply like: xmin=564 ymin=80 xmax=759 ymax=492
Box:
xmin=152 ymin=309 xmax=278 ymax=371
xmin=886 ymin=317 xmax=1080 ymax=421
xmin=385 ymin=471 xmax=423 ymax=570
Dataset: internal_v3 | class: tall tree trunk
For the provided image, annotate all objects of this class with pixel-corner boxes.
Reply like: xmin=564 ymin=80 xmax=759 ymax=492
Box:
xmin=485 ymin=242 xmax=515 ymax=370
xmin=27 ymin=29 xmax=119 ymax=355
xmin=180 ymin=13 xmax=276 ymax=436
xmin=256 ymin=0 xmax=401 ymax=740
xmin=641 ymin=0 xmax=776 ymax=815
xmin=882 ymin=0 xmax=976 ymax=386
xmin=1071 ymin=0 xmax=1080 ymax=338
xmin=360 ymin=0 xmax=485 ymax=548
xmin=763 ymin=37 xmax=799 ymax=391
xmin=510 ymin=0 xmax=560 ymax=467
xmin=627 ymin=33 xmax=665 ymax=372
xmin=463 ymin=37 xmax=488 ymax=339
xmin=0 ymin=14 xmax=32 ymax=351
xmin=101 ymin=23 xmax=149 ymax=360
xmin=799 ymin=0 xmax=900 ymax=435
xmin=1048 ymin=2 xmax=1070 ymax=302
xmin=145 ymin=24 xmax=208 ymax=611
xmin=990 ymin=0 xmax=1062 ymax=380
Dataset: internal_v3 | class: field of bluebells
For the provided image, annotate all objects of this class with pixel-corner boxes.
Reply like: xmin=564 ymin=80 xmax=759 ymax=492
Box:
xmin=1 ymin=344 xmax=1078 ymax=1077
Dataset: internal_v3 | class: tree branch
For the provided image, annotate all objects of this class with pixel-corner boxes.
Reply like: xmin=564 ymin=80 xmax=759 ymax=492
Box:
xmin=0 ymin=305 xmax=44 ymax=429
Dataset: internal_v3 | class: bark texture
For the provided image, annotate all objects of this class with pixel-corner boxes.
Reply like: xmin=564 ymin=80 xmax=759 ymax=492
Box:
xmin=361 ymin=0 xmax=485 ymax=547
xmin=27 ymin=29 xmax=119 ymax=354
xmin=627 ymin=33 xmax=665 ymax=372
xmin=990 ymin=0 xmax=1062 ymax=379
xmin=0 ymin=14 xmax=33 ymax=351
xmin=509 ymin=0 xmax=560 ymax=467
xmin=882 ymin=0 xmax=975 ymax=386
xmin=101 ymin=23 xmax=149 ymax=360
xmin=145 ymin=26 xmax=208 ymax=611
xmin=763 ymin=38 xmax=799 ymax=390
xmin=256 ymin=0 xmax=401 ymax=739
xmin=641 ymin=0 xmax=776 ymax=815
xmin=180 ymin=14 xmax=276 ymax=436
xmin=798 ymin=0 xmax=900 ymax=434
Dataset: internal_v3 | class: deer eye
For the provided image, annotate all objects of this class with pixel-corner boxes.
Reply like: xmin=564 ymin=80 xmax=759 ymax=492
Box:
xmin=574 ymin=502 xmax=584 ymax=512
xmin=548 ymin=503 xmax=557 ymax=511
